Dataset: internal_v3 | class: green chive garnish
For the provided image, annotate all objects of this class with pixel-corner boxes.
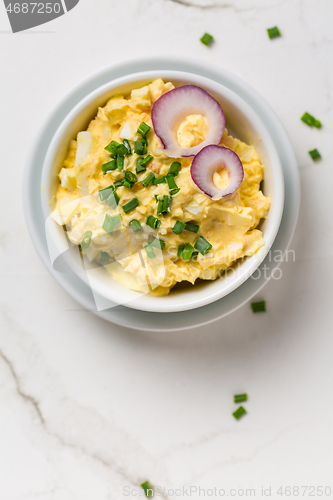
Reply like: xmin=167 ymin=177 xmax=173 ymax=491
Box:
xmin=194 ymin=236 xmax=212 ymax=255
xmin=309 ymin=148 xmax=321 ymax=160
xmin=114 ymin=180 xmax=123 ymax=189
xmin=105 ymin=140 xmax=127 ymax=156
xmin=168 ymin=161 xmax=181 ymax=177
xmin=301 ymin=112 xmax=321 ymax=128
xmin=99 ymin=252 xmax=110 ymax=265
xmin=142 ymin=172 xmax=155 ymax=188
xmin=101 ymin=159 xmax=117 ymax=174
xmin=141 ymin=481 xmax=153 ymax=497
xmin=166 ymin=173 xmax=179 ymax=192
xmin=122 ymin=139 xmax=132 ymax=155
xmin=148 ymin=237 xmax=165 ymax=251
xmin=144 ymin=245 xmax=155 ymax=259
xmin=102 ymin=214 xmax=121 ymax=235
xmin=267 ymin=26 xmax=281 ymax=39
xmin=125 ymin=171 xmax=137 ymax=184
xmin=157 ymin=195 xmax=170 ymax=216
xmin=251 ymin=301 xmax=266 ymax=313
xmin=172 ymin=221 xmax=185 ymax=235
xmin=134 ymin=137 xmax=148 ymax=155
xmin=177 ymin=245 xmax=185 ymax=258
xmin=106 ymin=189 xmax=120 ymax=209
xmin=137 ymin=122 xmax=151 ymax=137
xmin=122 ymin=198 xmax=139 ymax=214
xmin=116 ymin=155 xmax=124 ymax=170
xmin=136 ymin=158 xmax=147 ymax=174
xmin=99 ymin=185 xmax=114 ymax=201
xmin=234 ymin=393 xmax=248 ymax=403
xmin=182 ymin=243 xmax=194 ymax=261
xmin=81 ymin=230 xmax=92 ymax=250
xmin=192 ymin=251 xmax=199 ymax=259
xmin=142 ymin=155 xmax=154 ymax=166
xmin=129 ymin=219 xmax=142 ymax=232
xmin=200 ymin=32 xmax=214 ymax=46
xmin=233 ymin=406 xmax=247 ymax=420
xmin=153 ymin=176 xmax=167 ymax=185
xmin=147 ymin=215 xmax=161 ymax=230
xmin=185 ymin=222 xmax=199 ymax=233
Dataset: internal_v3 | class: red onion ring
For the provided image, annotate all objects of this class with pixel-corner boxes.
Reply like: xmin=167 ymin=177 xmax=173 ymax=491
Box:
xmin=151 ymin=85 xmax=225 ymax=158
xmin=190 ymin=145 xmax=244 ymax=200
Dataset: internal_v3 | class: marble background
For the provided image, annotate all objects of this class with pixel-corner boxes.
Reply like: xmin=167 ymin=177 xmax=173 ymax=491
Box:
xmin=1 ymin=0 xmax=333 ymax=498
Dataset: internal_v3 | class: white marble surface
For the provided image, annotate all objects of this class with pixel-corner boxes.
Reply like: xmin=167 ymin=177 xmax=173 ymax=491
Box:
xmin=1 ymin=0 xmax=333 ymax=498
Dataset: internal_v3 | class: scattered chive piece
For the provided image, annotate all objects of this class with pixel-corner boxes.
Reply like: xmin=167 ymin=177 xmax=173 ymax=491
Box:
xmin=166 ymin=173 xmax=179 ymax=191
xmin=170 ymin=187 xmax=180 ymax=196
xmin=136 ymin=158 xmax=146 ymax=174
xmin=122 ymin=198 xmax=139 ymax=214
xmin=157 ymin=195 xmax=170 ymax=215
xmin=122 ymin=139 xmax=132 ymax=155
xmin=101 ymin=159 xmax=117 ymax=174
xmin=99 ymin=252 xmax=110 ymax=265
xmin=125 ymin=171 xmax=137 ymax=184
xmin=148 ymin=237 xmax=166 ymax=251
xmin=144 ymin=245 xmax=155 ymax=259
xmin=116 ymin=155 xmax=124 ymax=170
xmin=114 ymin=180 xmax=124 ymax=189
xmin=234 ymin=393 xmax=248 ymax=403
xmin=80 ymin=230 xmax=92 ymax=250
xmin=194 ymin=236 xmax=212 ymax=255
xmin=142 ymin=172 xmax=155 ymax=188
xmin=141 ymin=154 xmax=154 ymax=166
xmin=147 ymin=215 xmax=161 ymax=230
xmin=267 ymin=26 xmax=281 ymax=39
xmin=137 ymin=122 xmax=151 ymax=137
xmin=233 ymin=406 xmax=247 ymax=420
xmin=200 ymin=32 xmax=214 ymax=46
xmin=185 ymin=222 xmax=199 ymax=233
xmin=141 ymin=481 xmax=154 ymax=497
xmin=251 ymin=300 xmax=266 ymax=313
xmin=309 ymin=148 xmax=321 ymax=161
xmin=102 ymin=214 xmax=121 ymax=235
xmin=129 ymin=219 xmax=142 ymax=232
xmin=182 ymin=243 xmax=194 ymax=261
xmin=123 ymin=180 xmax=134 ymax=189
xmin=172 ymin=221 xmax=186 ymax=235
xmin=168 ymin=161 xmax=181 ymax=177
xmin=177 ymin=245 xmax=185 ymax=258
xmin=192 ymin=251 xmax=199 ymax=259
xmin=153 ymin=176 xmax=167 ymax=185
xmin=134 ymin=137 xmax=148 ymax=155
xmin=106 ymin=189 xmax=120 ymax=209
xmin=105 ymin=140 xmax=127 ymax=156
xmin=301 ymin=112 xmax=321 ymax=128
xmin=99 ymin=185 xmax=114 ymax=201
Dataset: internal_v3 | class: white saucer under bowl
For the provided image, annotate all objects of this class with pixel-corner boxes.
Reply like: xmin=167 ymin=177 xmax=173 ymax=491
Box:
xmin=23 ymin=56 xmax=300 ymax=332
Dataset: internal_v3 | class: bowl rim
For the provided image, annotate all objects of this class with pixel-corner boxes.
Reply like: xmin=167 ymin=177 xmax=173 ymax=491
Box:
xmin=40 ymin=68 xmax=284 ymax=313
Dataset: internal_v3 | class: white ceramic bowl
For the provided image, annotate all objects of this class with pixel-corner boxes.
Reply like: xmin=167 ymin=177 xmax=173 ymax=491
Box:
xmin=41 ymin=70 xmax=284 ymax=313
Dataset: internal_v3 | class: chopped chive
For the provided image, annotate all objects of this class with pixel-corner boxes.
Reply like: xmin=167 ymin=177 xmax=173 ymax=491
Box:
xmin=114 ymin=180 xmax=124 ymax=189
xmin=125 ymin=171 xmax=137 ymax=183
xmin=194 ymin=236 xmax=212 ymax=255
xmin=267 ymin=26 xmax=281 ymax=39
xmin=168 ymin=161 xmax=181 ymax=177
xmin=122 ymin=198 xmax=139 ymax=214
xmin=177 ymin=245 xmax=185 ymax=258
xmin=185 ymin=222 xmax=199 ymax=233
xmin=106 ymin=189 xmax=120 ymax=209
xmin=141 ymin=154 xmax=154 ymax=166
xmin=251 ymin=300 xmax=266 ymax=313
xmin=166 ymin=173 xmax=178 ymax=191
xmin=192 ymin=251 xmax=199 ymax=259
xmin=129 ymin=219 xmax=142 ymax=232
xmin=172 ymin=221 xmax=186 ymax=235
xmin=170 ymin=187 xmax=180 ymax=196
xmin=141 ymin=481 xmax=153 ymax=497
xmin=153 ymin=176 xmax=167 ymax=185
xmin=80 ymin=230 xmax=92 ymax=250
xmin=234 ymin=393 xmax=248 ymax=403
xmin=137 ymin=122 xmax=151 ymax=137
xmin=308 ymin=148 xmax=321 ymax=160
xmin=200 ymin=32 xmax=214 ymax=46
xmin=102 ymin=214 xmax=121 ymax=235
xmin=123 ymin=180 xmax=135 ymax=188
xmin=136 ymin=158 xmax=147 ymax=174
xmin=105 ymin=140 xmax=127 ymax=156
xmin=116 ymin=155 xmax=124 ymax=170
xmin=148 ymin=237 xmax=166 ymax=251
xmin=99 ymin=185 xmax=114 ymax=201
xmin=154 ymin=194 xmax=159 ymax=202
xmin=134 ymin=137 xmax=148 ymax=155
xmin=147 ymin=215 xmax=161 ymax=230
xmin=157 ymin=198 xmax=163 ymax=216
xmin=233 ymin=406 xmax=247 ymax=420
xmin=301 ymin=112 xmax=322 ymax=128
xmin=182 ymin=243 xmax=194 ymax=261
xmin=157 ymin=195 xmax=170 ymax=215
xmin=101 ymin=159 xmax=117 ymax=174
xmin=122 ymin=139 xmax=132 ymax=155
xmin=99 ymin=252 xmax=110 ymax=265
xmin=144 ymin=245 xmax=155 ymax=259
xmin=142 ymin=172 xmax=155 ymax=188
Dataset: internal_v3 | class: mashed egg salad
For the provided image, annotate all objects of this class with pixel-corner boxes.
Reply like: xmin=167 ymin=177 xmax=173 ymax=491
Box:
xmin=52 ymin=79 xmax=271 ymax=296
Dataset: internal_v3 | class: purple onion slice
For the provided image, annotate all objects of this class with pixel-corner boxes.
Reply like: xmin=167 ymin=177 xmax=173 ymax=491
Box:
xmin=151 ymin=85 xmax=225 ymax=158
xmin=190 ymin=145 xmax=244 ymax=200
